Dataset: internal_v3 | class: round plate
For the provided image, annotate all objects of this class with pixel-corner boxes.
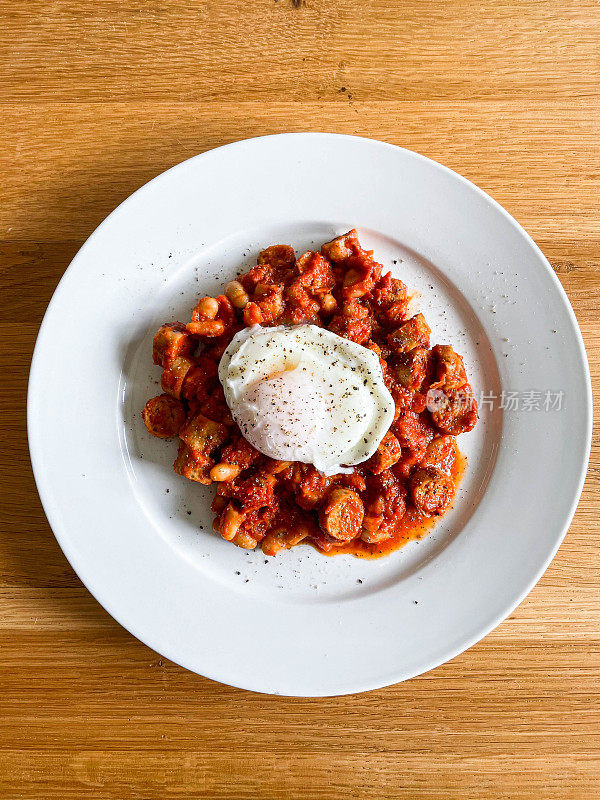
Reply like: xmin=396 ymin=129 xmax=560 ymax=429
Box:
xmin=28 ymin=133 xmax=591 ymax=696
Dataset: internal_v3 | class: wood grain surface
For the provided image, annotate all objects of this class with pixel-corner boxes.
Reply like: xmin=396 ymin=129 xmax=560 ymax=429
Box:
xmin=1 ymin=1 xmax=599 ymax=797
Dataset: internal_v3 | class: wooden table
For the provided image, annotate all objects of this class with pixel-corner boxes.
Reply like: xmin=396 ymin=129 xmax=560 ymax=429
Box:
xmin=1 ymin=1 xmax=599 ymax=797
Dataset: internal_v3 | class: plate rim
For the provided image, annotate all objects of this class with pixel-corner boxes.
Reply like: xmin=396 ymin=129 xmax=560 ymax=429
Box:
xmin=27 ymin=132 xmax=593 ymax=695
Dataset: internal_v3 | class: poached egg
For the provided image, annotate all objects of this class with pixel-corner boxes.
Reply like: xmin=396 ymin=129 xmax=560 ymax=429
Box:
xmin=218 ymin=324 xmax=395 ymax=476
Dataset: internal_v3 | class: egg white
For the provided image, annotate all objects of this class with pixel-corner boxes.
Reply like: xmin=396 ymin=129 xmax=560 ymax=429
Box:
xmin=218 ymin=324 xmax=395 ymax=476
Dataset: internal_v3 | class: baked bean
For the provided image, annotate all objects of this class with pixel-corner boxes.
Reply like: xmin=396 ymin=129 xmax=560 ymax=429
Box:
xmin=231 ymin=531 xmax=258 ymax=549
xmin=219 ymin=503 xmax=246 ymax=541
xmin=261 ymin=534 xmax=286 ymax=556
xmin=270 ymin=460 xmax=292 ymax=474
xmin=225 ymin=280 xmax=249 ymax=309
xmin=209 ymin=462 xmax=241 ymax=482
xmin=193 ymin=296 xmax=219 ymax=319
xmin=186 ymin=319 xmax=225 ymax=337
xmin=243 ymin=302 xmax=263 ymax=326
xmin=362 ymin=514 xmax=383 ymax=533
xmin=287 ymin=525 xmax=311 ymax=545
xmin=260 ymin=526 xmax=309 ymax=556
xmin=321 ymin=293 xmax=337 ymax=313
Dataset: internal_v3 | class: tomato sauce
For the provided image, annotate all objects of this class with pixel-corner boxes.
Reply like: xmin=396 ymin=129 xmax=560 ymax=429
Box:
xmin=315 ymin=449 xmax=467 ymax=558
xmin=143 ymin=230 xmax=478 ymax=558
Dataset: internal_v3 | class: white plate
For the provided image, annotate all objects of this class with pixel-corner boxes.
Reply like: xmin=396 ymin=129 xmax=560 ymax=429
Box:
xmin=28 ymin=134 xmax=592 ymax=696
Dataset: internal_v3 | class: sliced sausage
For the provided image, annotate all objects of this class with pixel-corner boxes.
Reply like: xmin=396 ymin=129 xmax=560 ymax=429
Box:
xmin=410 ymin=467 xmax=455 ymax=516
xmin=152 ymin=322 xmax=196 ymax=367
xmin=179 ymin=412 xmax=229 ymax=457
xmin=257 ymin=244 xmax=296 ymax=269
xmin=422 ymin=435 xmax=457 ymax=476
xmin=430 ymin=344 xmax=468 ymax=391
xmin=320 ymin=229 xmax=362 ymax=263
xmin=387 ymin=313 xmax=431 ymax=353
xmin=173 ymin=442 xmax=212 ymax=484
xmin=318 ymin=487 xmax=364 ymax=542
xmin=390 ymin=347 xmax=431 ymax=391
xmin=429 ymin=385 xmax=478 ymax=434
xmin=367 ymin=431 xmax=402 ymax=474
xmin=160 ymin=356 xmax=196 ymax=399
xmin=141 ymin=394 xmax=186 ymax=438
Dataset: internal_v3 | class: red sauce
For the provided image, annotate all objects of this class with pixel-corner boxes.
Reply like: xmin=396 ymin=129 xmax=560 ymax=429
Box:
xmin=314 ymin=449 xmax=467 ymax=558
xmin=143 ymin=230 xmax=478 ymax=558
